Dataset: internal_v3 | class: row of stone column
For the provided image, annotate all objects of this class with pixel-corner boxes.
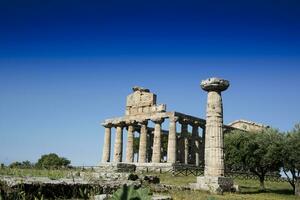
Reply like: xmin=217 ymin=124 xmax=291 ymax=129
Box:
xmin=102 ymin=117 xmax=204 ymax=164
xmin=177 ymin=119 xmax=205 ymax=165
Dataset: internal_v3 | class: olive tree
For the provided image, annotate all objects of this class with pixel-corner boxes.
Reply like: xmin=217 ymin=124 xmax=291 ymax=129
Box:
xmin=281 ymin=123 xmax=300 ymax=193
xmin=225 ymin=128 xmax=283 ymax=191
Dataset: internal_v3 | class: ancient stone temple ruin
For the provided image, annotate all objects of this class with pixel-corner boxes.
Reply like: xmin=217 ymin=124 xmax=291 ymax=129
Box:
xmin=100 ymin=79 xmax=267 ymax=171
xmin=100 ymin=77 xmax=269 ymax=193
xmin=101 ymin=86 xmax=210 ymax=168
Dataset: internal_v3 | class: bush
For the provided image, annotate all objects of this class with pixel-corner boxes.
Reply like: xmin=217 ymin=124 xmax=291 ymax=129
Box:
xmin=9 ymin=160 xmax=33 ymax=169
xmin=36 ymin=153 xmax=70 ymax=169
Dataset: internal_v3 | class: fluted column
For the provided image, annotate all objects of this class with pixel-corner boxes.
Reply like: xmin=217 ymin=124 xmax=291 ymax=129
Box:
xmin=167 ymin=116 xmax=178 ymax=163
xmin=180 ymin=118 xmax=189 ymax=164
xmin=151 ymin=118 xmax=165 ymax=163
xmin=126 ymin=121 xmax=136 ymax=163
xmin=113 ymin=122 xmax=124 ymax=162
xmin=192 ymin=121 xmax=200 ymax=166
xmin=201 ymin=77 xmax=229 ymax=177
xmin=138 ymin=120 xmax=148 ymax=163
xmin=102 ymin=123 xmax=112 ymax=163
xmin=200 ymin=126 xmax=205 ymax=166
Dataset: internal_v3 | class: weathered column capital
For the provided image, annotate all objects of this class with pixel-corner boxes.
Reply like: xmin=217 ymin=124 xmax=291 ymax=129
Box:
xmin=137 ymin=119 xmax=148 ymax=125
xmin=125 ymin=120 xmax=137 ymax=126
xmin=192 ymin=120 xmax=201 ymax=128
xmin=113 ymin=120 xmax=126 ymax=128
xmin=151 ymin=117 xmax=165 ymax=124
xmin=102 ymin=122 xmax=113 ymax=128
xmin=179 ymin=117 xmax=190 ymax=125
xmin=169 ymin=116 xmax=179 ymax=122
xmin=200 ymin=77 xmax=229 ymax=92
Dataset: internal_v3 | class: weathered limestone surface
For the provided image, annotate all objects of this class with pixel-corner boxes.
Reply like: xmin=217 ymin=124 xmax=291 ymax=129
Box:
xmin=191 ymin=122 xmax=199 ymax=165
xmin=102 ymin=123 xmax=112 ymax=163
xmin=167 ymin=116 xmax=178 ymax=163
xmin=191 ymin=77 xmax=234 ymax=193
xmin=126 ymin=86 xmax=166 ymax=116
xmin=114 ymin=123 xmax=124 ymax=162
xmin=126 ymin=123 xmax=135 ymax=163
xmin=138 ymin=120 xmax=148 ymax=163
xmin=191 ymin=176 xmax=234 ymax=193
xmin=152 ymin=118 xmax=164 ymax=163
xmin=180 ymin=119 xmax=189 ymax=164
xmin=101 ymin=84 xmax=265 ymax=171
xmin=228 ymin=119 xmax=269 ymax=132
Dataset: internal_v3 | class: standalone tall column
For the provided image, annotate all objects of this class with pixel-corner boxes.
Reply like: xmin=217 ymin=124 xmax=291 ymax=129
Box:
xmin=191 ymin=77 xmax=234 ymax=193
xmin=202 ymin=79 xmax=228 ymax=177
xmin=138 ymin=120 xmax=148 ymax=163
xmin=126 ymin=121 xmax=135 ymax=163
xmin=102 ymin=123 xmax=112 ymax=163
xmin=167 ymin=116 xmax=178 ymax=163
xmin=113 ymin=122 xmax=124 ymax=162
xmin=151 ymin=118 xmax=164 ymax=163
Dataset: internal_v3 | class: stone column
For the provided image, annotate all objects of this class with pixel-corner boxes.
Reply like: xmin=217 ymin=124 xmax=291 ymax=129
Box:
xmin=180 ymin=118 xmax=189 ymax=164
xmin=167 ymin=116 xmax=178 ymax=163
xmin=113 ymin=122 xmax=124 ymax=162
xmin=102 ymin=123 xmax=112 ymax=163
xmin=138 ymin=120 xmax=148 ymax=163
xmin=195 ymin=138 xmax=200 ymax=166
xmin=151 ymin=117 xmax=165 ymax=163
xmin=200 ymin=126 xmax=206 ymax=166
xmin=191 ymin=77 xmax=233 ymax=193
xmin=147 ymin=130 xmax=153 ymax=162
xmin=192 ymin=121 xmax=200 ymax=166
xmin=126 ymin=121 xmax=136 ymax=163
xmin=202 ymin=78 xmax=229 ymax=177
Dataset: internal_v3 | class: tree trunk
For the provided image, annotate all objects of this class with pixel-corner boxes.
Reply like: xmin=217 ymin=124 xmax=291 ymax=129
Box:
xmin=259 ymin=176 xmax=266 ymax=191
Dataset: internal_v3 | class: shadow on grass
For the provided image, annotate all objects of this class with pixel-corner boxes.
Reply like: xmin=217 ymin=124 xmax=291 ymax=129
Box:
xmin=240 ymin=186 xmax=294 ymax=195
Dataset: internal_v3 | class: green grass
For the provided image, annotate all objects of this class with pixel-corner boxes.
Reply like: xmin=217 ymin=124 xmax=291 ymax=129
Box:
xmin=1 ymin=168 xmax=299 ymax=200
xmin=148 ymin=173 xmax=300 ymax=200
xmin=0 ymin=167 xmax=74 ymax=179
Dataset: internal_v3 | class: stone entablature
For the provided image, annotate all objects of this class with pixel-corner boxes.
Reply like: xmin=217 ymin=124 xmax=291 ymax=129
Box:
xmin=228 ymin=119 xmax=269 ymax=132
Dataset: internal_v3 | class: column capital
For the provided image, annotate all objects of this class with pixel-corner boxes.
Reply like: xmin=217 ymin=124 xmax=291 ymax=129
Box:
xmin=192 ymin=120 xmax=201 ymax=128
xmin=125 ymin=119 xmax=137 ymax=126
xmin=137 ymin=119 xmax=148 ymax=125
xmin=113 ymin=120 xmax=126 ymax=127
xmin=169 ymin=116 xmax=179 ymax=122
xmin=102 ymin=122 xmax=113 ymax=128
xmin=179 ymin=117 xmax=190 ymax=125
xmin=200 ymin=77 xmax=229 ymax=92
xmin=151 ymin=117 xmax=165 ymax=124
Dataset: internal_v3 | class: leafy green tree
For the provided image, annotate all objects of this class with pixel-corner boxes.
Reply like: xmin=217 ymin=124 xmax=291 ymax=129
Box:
xmin=36 ymin=153 xmax=70 ymax=169
xmin=9 ymin=160 xmax=33 ymax=168
xmin=225 ymin=128 xmax=283 ymax=191
xmin=281 ymin=123 xmax=300 ymax=193
xmin=9 ymin=161 xmax=22 ymax=168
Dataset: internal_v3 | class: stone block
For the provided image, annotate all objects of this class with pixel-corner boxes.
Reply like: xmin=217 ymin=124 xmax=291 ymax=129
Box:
xmin=152 ymin=195 xmax=172 ymax=200
xmin=191 ymin=176 xmax=234 ymax=194
xmin=94 ymin=194 xmax=110 ymax=200
xmin=116 ymin=163 xmax=136 ymax=173
xmin=143 ymin=175 xmax=160 ymax=184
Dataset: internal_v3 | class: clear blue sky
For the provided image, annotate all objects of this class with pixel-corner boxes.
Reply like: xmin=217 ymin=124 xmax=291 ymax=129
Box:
xmin=0 ymin=0 xmax=299 ymax=166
